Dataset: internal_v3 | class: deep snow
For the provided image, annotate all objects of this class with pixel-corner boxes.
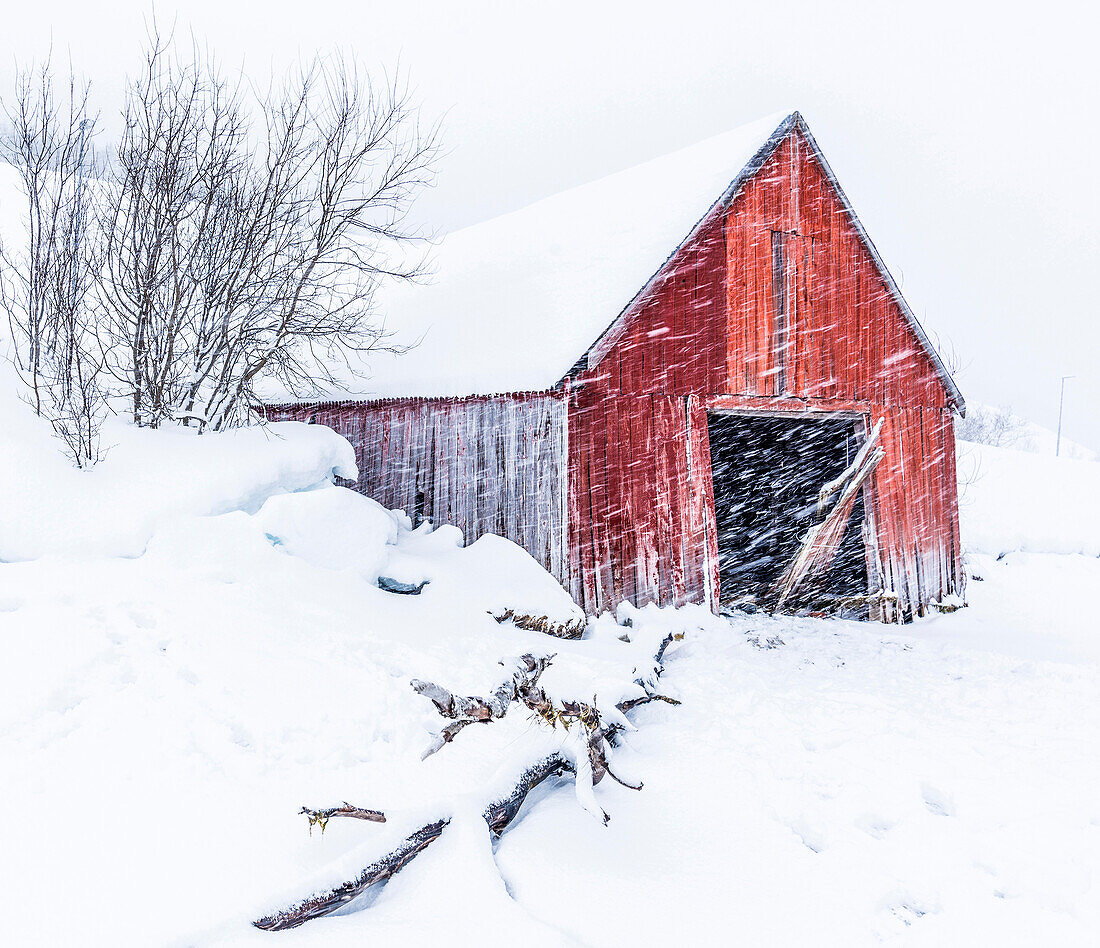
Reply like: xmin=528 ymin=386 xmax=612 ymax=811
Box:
xmin=2 ymin=377 xmax=1098 ymax=945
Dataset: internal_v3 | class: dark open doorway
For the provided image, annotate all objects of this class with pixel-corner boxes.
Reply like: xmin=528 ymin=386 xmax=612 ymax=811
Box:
xmin=707 ymin=412 xmax=871 ymax=617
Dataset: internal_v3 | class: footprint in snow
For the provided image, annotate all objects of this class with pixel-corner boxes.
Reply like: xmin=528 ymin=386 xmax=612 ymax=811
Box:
xmin=788 ymin=819 xmax=825 ymax=853
xmin=856 ymin=813 xmax=897 ymax=840
xmin=889 ymin=901 xmax=928 ymax=927
xmin=921 ymin=782 xmax=955 ymax=817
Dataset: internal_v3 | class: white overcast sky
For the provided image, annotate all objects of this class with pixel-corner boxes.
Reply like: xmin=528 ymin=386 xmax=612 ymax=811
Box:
xmin=4 ymin=1 xmax=1098 ymax=449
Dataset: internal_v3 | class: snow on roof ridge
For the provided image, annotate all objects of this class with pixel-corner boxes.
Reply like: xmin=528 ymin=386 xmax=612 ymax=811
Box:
xmin=448 ymin=109 xmax=797 ymax=242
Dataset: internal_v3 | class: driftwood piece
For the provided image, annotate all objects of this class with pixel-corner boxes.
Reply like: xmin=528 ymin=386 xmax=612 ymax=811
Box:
xmin=616 ymin=693 xmax=682 ymax=713
xmin=254 ymin=819 xmax=449 ymax=931
xmin=255 ymin=754 xmax=575 ymax=932
xmin=482 ymin=752 xmax=573 ymax=834
xmin=414 ymin=649 xmax=662 ymax=806
xmin=413 ymin=654 xmax=553 ymax=758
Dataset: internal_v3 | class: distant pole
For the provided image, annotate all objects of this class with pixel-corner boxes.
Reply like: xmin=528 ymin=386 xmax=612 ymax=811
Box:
xmin=1056 ymin=375 xmax=1074 ymax=457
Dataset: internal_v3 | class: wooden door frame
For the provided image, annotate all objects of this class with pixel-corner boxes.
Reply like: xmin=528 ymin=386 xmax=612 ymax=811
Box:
xmin=696 ymin=397 xmax=883 ymax=615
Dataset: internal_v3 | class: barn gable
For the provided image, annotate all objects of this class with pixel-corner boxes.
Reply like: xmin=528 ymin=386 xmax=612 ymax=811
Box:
xmin=574 ymin=114 xmax=963 ymax=414
xmin=260 ymin=111 xmax=958 ymax=412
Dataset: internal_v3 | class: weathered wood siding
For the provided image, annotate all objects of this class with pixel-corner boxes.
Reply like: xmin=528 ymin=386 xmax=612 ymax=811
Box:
xmin=569 ymin=125 xmax=964 ymax=619
xmin=268 ymin=393 xmax=571 ymax=583
xmin=566 ymin=389 xmax=708 ymax=613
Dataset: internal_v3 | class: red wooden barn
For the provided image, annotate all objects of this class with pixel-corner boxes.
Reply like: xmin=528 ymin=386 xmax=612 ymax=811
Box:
xmin=266 ymin=111 xmax=966 ymax=622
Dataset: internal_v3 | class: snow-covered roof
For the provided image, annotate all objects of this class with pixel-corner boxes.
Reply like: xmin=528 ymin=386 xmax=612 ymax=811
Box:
xmin=276 ymin=110 xmax=795 ymax=401
xmin=277 ymin=108 xmax=962 ymax=411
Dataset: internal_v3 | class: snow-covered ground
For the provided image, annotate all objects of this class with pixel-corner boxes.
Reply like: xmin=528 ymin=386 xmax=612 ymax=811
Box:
xmin=2 ymin=372 xmax=1098 ymax=945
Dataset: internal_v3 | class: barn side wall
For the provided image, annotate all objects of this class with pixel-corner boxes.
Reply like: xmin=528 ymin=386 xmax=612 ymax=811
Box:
xmin=566 ymin=389 xmax=717 ymax=614
xmin=268 ymin=393 xmax=571 ymax=585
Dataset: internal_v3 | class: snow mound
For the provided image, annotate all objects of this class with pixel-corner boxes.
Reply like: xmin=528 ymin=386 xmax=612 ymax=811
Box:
xmin=255 ymin=487 xmax=402 ymax=582
xmin=957 ymin=401 xmax=1096 ymax=461
xmin=957 ymin=440 xmax=1100 ymax=556
xmin=0 ymin=363 xmax=357 ymax=562
xmin=384 ymin=527 xmax=586 ymax=634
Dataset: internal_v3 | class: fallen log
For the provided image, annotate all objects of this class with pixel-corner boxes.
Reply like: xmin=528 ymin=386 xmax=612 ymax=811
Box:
xmin=254 ymin=819 xmax=448 ymax=932
xmin=255 ymin=754 xmax=574 ymax=932
xmin=482 ymin=752 xmax=574 ymax=834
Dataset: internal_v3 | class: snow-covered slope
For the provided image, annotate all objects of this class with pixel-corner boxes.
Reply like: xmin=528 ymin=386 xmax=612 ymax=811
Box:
xmin=956 ymin=401 xmax=1096 ymax=461
xmin=957 ymin=439 xmax=1100 ymax=557
xmin=2 ymin=379 xmax=1098 ymax=944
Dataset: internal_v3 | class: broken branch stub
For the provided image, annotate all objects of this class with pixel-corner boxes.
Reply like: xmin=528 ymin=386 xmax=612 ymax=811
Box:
xmin=299 ymin=803 xmax=386 ymax=835
xmin=412 ymin=653 xmax=554 ymax=757
xmin=491 ymin=608 xmax=585 ymax=640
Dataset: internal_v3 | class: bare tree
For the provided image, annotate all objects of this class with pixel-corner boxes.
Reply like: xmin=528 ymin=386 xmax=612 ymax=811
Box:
xmin=99 ymin=30 xmax=438 ymax=430
xmin=97 ymin=33 xmax=251 ymax=428
xmin=955 ymin=403 xmax=1025 ymax=448
xmin=0 ymin=58 xmax=106 ymax=466
xmin=2 ymin=30 xmax=437 ymax=454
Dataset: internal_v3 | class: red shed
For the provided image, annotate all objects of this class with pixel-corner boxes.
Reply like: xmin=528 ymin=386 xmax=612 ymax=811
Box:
xmin=266 ymin=111 xmax=966 ymax=622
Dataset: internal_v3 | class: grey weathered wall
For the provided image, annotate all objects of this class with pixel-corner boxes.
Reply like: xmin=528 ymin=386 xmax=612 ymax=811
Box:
xmin=274 ymin=393 xmax=571 ymax=585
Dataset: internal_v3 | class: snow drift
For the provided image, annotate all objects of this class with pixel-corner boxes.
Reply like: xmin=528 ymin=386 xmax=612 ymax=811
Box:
xmin=0 ymin=364 xmax=358 ymax=562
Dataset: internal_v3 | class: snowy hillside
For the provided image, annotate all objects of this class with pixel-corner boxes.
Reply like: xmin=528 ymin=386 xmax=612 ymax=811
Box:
xmin=956 ymin=400 xmax=1096 ymax=462
xmin=957 ymin=439 xmax=1100 ymax=558
xmin=2 ymin=377 xmax=1098 ymax=944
